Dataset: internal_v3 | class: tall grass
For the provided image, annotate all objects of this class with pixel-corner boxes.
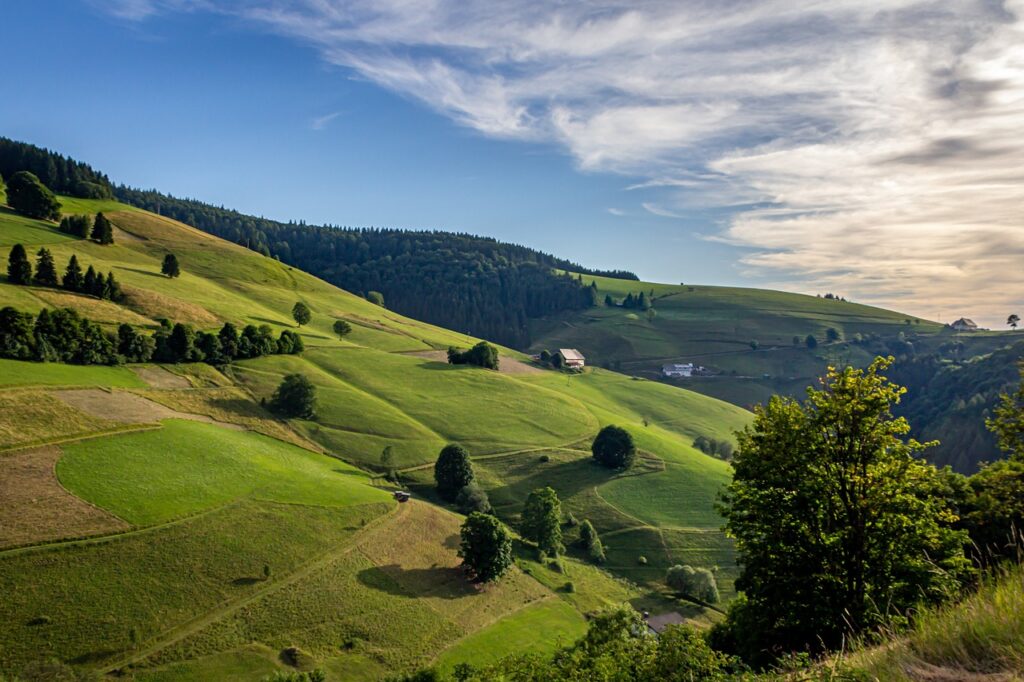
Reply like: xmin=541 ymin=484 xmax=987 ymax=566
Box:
xmin=846 ymin=562 xmax=1024 ymax=680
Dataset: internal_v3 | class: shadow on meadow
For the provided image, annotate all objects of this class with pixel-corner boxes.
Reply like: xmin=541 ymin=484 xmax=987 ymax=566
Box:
xmin=356 ymin=565 xmax=478 ymax=600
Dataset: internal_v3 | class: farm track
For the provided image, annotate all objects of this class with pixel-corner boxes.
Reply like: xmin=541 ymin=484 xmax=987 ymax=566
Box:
xmin=103 ymin=500 xmax=409 ymax=675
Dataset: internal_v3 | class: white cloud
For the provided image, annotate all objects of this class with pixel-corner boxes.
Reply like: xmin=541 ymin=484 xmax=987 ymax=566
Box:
xmin=311 ymin=111 xmax=342 ymax=130
xmin=107 ymin=0 xmax=1024 ymax=325
xmin=607 ymin=208 xmax=626 ymax=217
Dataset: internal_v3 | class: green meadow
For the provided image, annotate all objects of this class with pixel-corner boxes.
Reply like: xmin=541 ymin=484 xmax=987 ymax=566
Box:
xmin=0 ymin=198 xmax=760 ymax=679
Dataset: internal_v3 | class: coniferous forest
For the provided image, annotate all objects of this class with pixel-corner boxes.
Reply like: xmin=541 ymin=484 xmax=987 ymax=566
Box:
xmin=114 ymin=187 xmax=632 ymax=346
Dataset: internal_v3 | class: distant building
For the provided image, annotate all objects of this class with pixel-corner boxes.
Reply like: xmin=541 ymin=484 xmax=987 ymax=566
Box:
xmin=557 ymin=348 xmax=586 ymax=368
xmin=662 ymin=363 xmax=695 ymax=378
xmin=949 ymin=318 xmax=979 ymax=332
xmin=392 ymin=491 xmax=411 ymax=503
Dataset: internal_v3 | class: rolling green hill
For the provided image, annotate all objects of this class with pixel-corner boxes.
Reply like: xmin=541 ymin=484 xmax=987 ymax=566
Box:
xmin=0 ymin=197 xmax=751 ymax=680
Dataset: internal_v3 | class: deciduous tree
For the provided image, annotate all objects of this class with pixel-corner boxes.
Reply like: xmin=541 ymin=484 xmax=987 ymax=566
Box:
xmin=458 ymin=512 xmax=512 ymax=583
xmin=161 ymin=253 xmax=180 ymax=278
xmin=591 ymin=425 xmax=636 ymax=469
xmin=521 ymin=487 xmax=563 ymax=556
xmin=434 ymin=443 xmax=474 ymax=501
xmin=292 ymin=301 xmax=312 ymax=326
xmin=269 ymin=373 xmax=317 ymax=419
xmin=333 ymin=319 xmax=352 ymax=339
xmin=6 ymin=171 xmax=61 ymax=220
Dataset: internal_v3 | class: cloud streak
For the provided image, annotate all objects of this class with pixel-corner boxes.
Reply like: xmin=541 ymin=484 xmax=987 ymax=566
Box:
xmin=111 ymin=0 xmax=1024 ymax=325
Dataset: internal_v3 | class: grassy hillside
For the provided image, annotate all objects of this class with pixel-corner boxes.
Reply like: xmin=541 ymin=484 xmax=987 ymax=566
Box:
xmin=0 ymin=199 xmax=751 ymax=680
xmin=529 ymin=274 xmax=948 ymax=407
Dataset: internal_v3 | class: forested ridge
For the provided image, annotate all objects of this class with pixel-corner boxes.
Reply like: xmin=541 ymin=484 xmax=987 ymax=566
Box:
xmin=0 ymin=137 xmax=113 ymax=198
xmin=114 ymin=187 xmax=630 ymax=346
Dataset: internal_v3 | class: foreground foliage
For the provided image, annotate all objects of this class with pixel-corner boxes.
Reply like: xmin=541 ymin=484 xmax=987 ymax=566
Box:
xmin=717 ymin=357 xmax=973 ymax=665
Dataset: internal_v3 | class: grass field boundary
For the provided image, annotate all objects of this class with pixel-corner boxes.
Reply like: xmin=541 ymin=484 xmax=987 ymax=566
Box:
xmin=106 ymin=500 xmax=403 ymax=675
xmin=0 ymin=423 xmax=163 ymax=456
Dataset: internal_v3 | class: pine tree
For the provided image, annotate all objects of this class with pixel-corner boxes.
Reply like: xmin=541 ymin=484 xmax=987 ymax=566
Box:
xmin=91 ymin=212 xmax=114 ymax=244
xmin=6 ymin=243 xmax=33 ymax=285
xmin=62 ymin=254 xmax=84 ymax=291
xmin=83 ymin=266 xmax=98 ymax=297
xmin=103 ymin=272 xmax=123 ymax=301
xmin=34 ymin=248 xmax=58 ymax=286
xmin=161 ymin=253 xmax=180 ymax=278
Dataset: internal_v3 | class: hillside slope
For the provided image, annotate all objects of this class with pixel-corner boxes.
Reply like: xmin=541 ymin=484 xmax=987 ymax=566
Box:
xmin=0 ymin=198 xmax=750 ymax=680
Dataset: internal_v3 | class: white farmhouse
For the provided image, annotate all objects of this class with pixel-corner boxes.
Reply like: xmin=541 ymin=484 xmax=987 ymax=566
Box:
xmin=662 ymin=363 xmax=695 ymax=378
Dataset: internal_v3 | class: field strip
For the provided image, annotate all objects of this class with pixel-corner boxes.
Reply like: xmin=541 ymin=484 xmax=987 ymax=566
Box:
xmin=0 ymin=498 xmax=236 ymax=559
xmin=395 ymin=441 xmax=592 ymax=474
xmin=102 ymin=501 xmax=407 ymax=675
xmin=0 ymin=423 xmax=163 ymax=456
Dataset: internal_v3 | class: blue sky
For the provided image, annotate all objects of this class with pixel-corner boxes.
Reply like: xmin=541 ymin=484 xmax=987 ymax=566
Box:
xmin=3 ymin=1 xmax=1022 ymax=326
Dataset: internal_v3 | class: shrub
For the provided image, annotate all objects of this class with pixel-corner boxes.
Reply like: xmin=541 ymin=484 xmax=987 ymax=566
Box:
xmin=539 ymin=454 xmax=550 ymax=463
xmin=564 ymin=581 xmax=576 ymax=593
xmin=447 ymin=341 xmax=500 ymax=370
xmin=366 ymin=290 xmax=385 ymax=306
xmin=638 ymin=555 xmax=648 ymax=565
xmin=666 ymin=564 xmax=719 ymax=604
xmin=521 ymin=487 xmax=564 ymax=557
xmin=591 ymin=425 xmax=636 ymax=469
xmin=456 ymin=482 xmax=492 ymax=514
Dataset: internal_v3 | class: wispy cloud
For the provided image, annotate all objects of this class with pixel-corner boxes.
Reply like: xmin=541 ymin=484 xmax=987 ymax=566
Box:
xmin=311 ymin=111 xmax=342 ymax=130
xmin=607 ymin=208 xmax=626 ymax=217
xmin=105 ymin=0 xmax=1024 ymax=325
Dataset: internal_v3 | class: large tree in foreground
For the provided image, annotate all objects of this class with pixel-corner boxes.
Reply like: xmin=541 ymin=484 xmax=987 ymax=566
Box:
xmin=434 ymin=443 xmax=474 ymax=502
xmin=591 ymin=425 xmax=636 ymax=469
xmin=717 ymin=357 xmax=972 ymax=665
xmin=459 ymin=512 xmax=512 ymax=583
xmin=269 ymin=373 xmax=317 ymax=419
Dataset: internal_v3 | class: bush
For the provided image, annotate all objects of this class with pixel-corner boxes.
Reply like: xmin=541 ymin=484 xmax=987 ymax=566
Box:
xmin=563 ymin=581 xmax=576 ymax=593
xmin=456 ymin=482 xmax=492 ymax=514
xmin=269 ymin=373 xmax=317 ymax=419
xmin=666 ymin=564 xmax=719 ymax=604
xmin=539 ymin=454 xmax=550 ymax=463
xmin=447 ymin=341 xmax=500 ymax=370
xmin=591 ymin=425 xmax=636 ymax=469
xmin=366 ymin=290 xmax=385 ymax=307
xmin=638 ymin=555 xmax=648 ymax=565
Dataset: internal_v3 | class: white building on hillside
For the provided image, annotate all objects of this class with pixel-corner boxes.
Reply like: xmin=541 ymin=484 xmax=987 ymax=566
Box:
xmin=662 ymin=363 xmax=695 ymax=378
xmin=557 ymin=348 xmax=586 ymax=368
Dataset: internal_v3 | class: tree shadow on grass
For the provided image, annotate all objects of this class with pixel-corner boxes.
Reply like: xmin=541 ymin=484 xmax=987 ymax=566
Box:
xmin=70 ymin=649 xmax=122 ymax=665
xmin=249 ymin=316 xmax=290 ymax=327
xmin=356 ymin=565 xmax=477 ymax=600
xmin=232 ymin=576 xmax=263 ymax=586
xmin=120 ymin=266 xmax=166 ymax=279
xmin=209 ymin=396 xmax=262 ymax=418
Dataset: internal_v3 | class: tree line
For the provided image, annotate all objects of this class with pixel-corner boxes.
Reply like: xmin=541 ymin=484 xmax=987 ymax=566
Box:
xmin=0 ymin=137 xmax=113 ymax=199
xmin=0 ymin=306 xmax=304 ymax=367
xmin=113 ymin=186 xmax=634 ymax=347
xmin=7 ymin=244 xmax=123 ymax=302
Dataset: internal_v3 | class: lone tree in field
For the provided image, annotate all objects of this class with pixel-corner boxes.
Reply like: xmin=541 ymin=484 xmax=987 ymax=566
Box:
xmin=591 ymin=425 xmax=636 ymax=469
xmin=161 ymin=253 xmax=180 ymax=278
xmin=718 ymin=357 xmax=971 ymax=665
xmin=34 ymin=248 xmax=58 ymax=287
xmin=459 ymin=512 xmax=513 ymax=583
xmin=1009 ymin=314 xmax=1020 ymax=331
xmin=6 ymin=171 xmax=61 ymax=221
xmin=6 ymin=244 xmax=32 ymax=285
xmin=521 ymin=486 xmax=563 ymax=556
xmin=578 ymin=519 xmax=606 ymax=563
xmin=434 ymin=443 xmax=474 ymax=502
xmin=333 ymin=319 xmax=352 ymax=339
xmin=269 ymin=373 xmax=317 ymax=419
xmin=366 ymin=291 xmax=385 ymax=307
xmin=292 ymin=301 xmax=312 ymax=327
xmin=62 ymin=255 xmax=84 ymax=292
xmin=805 ymin=334 xmax=818 ymax=349
xmin=91 ymin=212 xmax=114 ymax=245
xmin=666 ymin=564 xmax=719 ymax=604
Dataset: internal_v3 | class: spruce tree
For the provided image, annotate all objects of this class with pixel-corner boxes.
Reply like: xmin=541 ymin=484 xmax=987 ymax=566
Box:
xmin=62 ymin=254 xmax=84 ymax=291
xmin=103 ymin=272 xmax=123 ymax=301
xmin=6 ymin=243 xmax=32 ymax=285
xmin=161 ymin=253 xmax=180 ymax=278
xmin=83 ymin=265 xmax=98 ymax=297
xmin=91 ymin=212 xmax=114 ymax=244
xmin=34 ymin=248 xmax=58 ymax=286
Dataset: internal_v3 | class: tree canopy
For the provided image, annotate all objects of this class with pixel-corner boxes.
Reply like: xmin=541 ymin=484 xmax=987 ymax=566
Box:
xmin=520 ymin=487 xmax=563 ymax=556
xmin=458 ymin=512 xmax=513 ymax=583
xmin=292 ymin=301 xmax=312 ymax=326
xmin=161 ymin=253 xmax=180 ymax=278
xmin=717 ymin=357 xmax=972 ymax=665
xmin=434 ymin=443 xmax=474 ymax=502
xmin=591 ymin=425 xmax=636 ymax=469
xmin=6 ymin=171 xmax=61 ymax=221
xmin=0 ymin=137 xmax=112 ymax=198
xmin=269 ymin=373 xmax=317 ymax=419
xmin=33 ymin=248 xmax=58 ymax=287
xmin=447 ymin=341 xmax=499 ymax=370
xmin=333 ymin=319 xmax=352 ymax=339
xmin=91 ymin=212 xmax=114 ymax=244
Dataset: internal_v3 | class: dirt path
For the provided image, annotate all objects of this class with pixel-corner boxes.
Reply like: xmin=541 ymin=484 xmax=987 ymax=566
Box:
xmin=0 ymin=446 xmax=128 ymax=549
xmin=102 ymin=501 xmax=408 ymax=675
xmin=404 ymin=350 xmax=544 ymax=375
xmin=53 ymin=389 xmax=244 ymax=430
xmin=131 ymin=366 xmax=192 ymax=389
